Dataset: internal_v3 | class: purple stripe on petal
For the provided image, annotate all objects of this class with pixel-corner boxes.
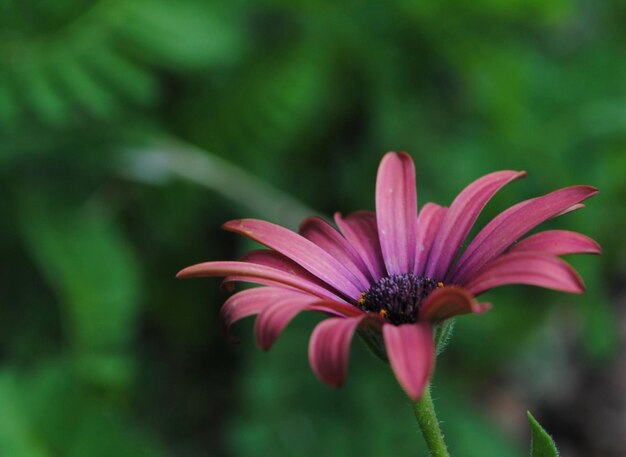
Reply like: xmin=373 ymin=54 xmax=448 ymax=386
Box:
xmin=414 ymin=203 xmax=447 ymax=276
xmin=335 ymin=211 xmax=386 ymax=281
xmin=375 ymin=152 xmax=419 ymax=275
xmin=464 ymin=252 xmax=585 ymax=296
xmin=450 ymin=185 xmax=598 ymax=284
xmin=383 ymin=322 xmax=434 ymax=401
xmin=419 ymin=286 xmax=490 ymax=322
xmin=300 ymin=217 xmax=373 ymax=288
xmin=508 ymin=230 xmax=601 ymax=256
xmin=426 ymin=170 xmax=526 ymax=281
xmin=177 ymin=261 xmax=345 ymax=302
xmin=308 ymin=315 xmax=371 ymax=388
xmin=223 ymin=219 xmax=363 ymax=299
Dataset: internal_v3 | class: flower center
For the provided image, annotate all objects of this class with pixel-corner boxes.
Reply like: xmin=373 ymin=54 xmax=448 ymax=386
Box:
xmin=357 ymin=274 xmax=442 ymax=325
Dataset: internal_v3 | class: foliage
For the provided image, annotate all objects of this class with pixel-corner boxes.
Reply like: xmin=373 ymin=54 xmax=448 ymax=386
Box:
xmin=528 ymin=412 xmax=559 ymax=457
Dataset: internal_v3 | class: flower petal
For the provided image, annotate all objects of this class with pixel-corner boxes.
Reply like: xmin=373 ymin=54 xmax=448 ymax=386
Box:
xmin=220 ymin=287 xmax=295 ymax=329
xmin=375 ymin=152 xmax=418 ymax=275
xmin=177 ymin=261 xmax=345 ymax=302
xmin=464 ymin=252 xmax=585 ymax=296
xmin=383 ymin=322 xmax=434 ymax=401
xmin=255 ymin=297 xmax=366 ymax=351
xmin=552 ymin=203 xmax=585 ymax=218
xmin=223 ymin=219 xmax=363 ymax=299
xmin=414 ymin=203 xmax=447 ymax=276
xmin=231 ymin=250 xmax=340 ymax=294
xmin=335 ymin=211 xmax=386 ymax=280
xmin=451 ymin=185 xmax=598 ymax=284
xmin=300 ymin=217 xmax=373 ymax=288
xmin=508 ymin=230 xmax=601 ymax=256
xmin=425 ymin=170 xmax=526 ymax=280
xmin=308 ymin=316 xmax=370 ymax=388
xmin=255 ymin=298 xmax=315 ymax=350
xmin=419 ymin=286 xmax=491 ymax=322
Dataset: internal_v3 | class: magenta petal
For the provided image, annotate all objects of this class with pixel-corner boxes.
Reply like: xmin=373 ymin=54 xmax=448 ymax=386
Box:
xmin=383 ymin=322 xmax=434 ymax=401
xmin=464 ymin=252 xmax=585 ymax=296
xmin=335 ymin=211 xmax=386 ymax=281
xmin=230 ymin=250 xmax=342 ymax=295
xmin=308 ymin=316 xmax=367 ymax=388
xmin=426 ymin=170 xmax=526 ymax=280
xmin=255 ymin=298 xmax=314 ymax=350
xmin=220 ymin=287 xmax=294 ymax=329
xmin=223 ymin=219 xmax=363 ymax=299
xmin=375 ymin=152 xmax=419 ymax=275
xmin=255 ymin=297 xmax=366 ymax=351
xmin=177 ymin=261 xmax=345 ymax=302
xmin=451 ymin=185 xmax=598 ymax=284
xmin=414 ymin=203 xmax=447 ymax=276
xmin=552 ymin=203 xmax=585 ymax=218
xmin=300 ymin=217 xmax=373 ymax=288
xmin=508 ymin=230 xmax=601 ymax=256
xmin=419 ymin=286 xmax=490 ymax=322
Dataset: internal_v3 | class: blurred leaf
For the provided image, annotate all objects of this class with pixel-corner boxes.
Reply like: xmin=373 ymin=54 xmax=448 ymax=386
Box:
xmin=121 ymin=1 xmax=243 ymax=68
xmin=0 ymin=361 xmax=167 ymax=457
xmin=19 ymin=191 xmax=141 ymax=388
xmin=0 ymin=0 xmax=244 ymax=127
xmin=53 ymin=50 xmax=119 ymax=118
xmin=0 ymin=372 xmax=52 ymax=457
xmin=82 ymin=46 xmax=159 ymax=106
xmin=20 ymin=59 xmax=68 ymax=125
xmin=528 ymin=412 xmax=559 ymax=457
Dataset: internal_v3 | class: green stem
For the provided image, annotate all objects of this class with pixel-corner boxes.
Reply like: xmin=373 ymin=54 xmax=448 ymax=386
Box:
xmin=412 ymin=385 xmax=450 ymax=457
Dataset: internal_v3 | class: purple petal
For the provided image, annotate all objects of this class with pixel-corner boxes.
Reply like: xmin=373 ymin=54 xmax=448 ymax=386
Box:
xmin=177 ymin=261 xmax=346 ymax=302
xmin=300 ymin=217 xmax=373 ymax=288
xmin=220 ymin=287 xmax=295 ymax=329
xmin=464 ymin=252 xmax=585 ymax=296
xmin=223 ymin=219 xmax=363 ymax=299
xmin=450 ymin=185 xmax=598 ymax=284
xmin=334 ymin=211 xmax=386 ymax=280
xmin=383 ymin=322 xmax=434 ymax=401
xmin=230 ymin=250 xmax=341 ymax=295
xmin=375 ymin=152 xmax=419 ymax=275
xmin=552 ymin=203 xmax=585 ymax=218
xmin=414 ymin=203 xmax=447 ymax=276
xmin=255 ymin=297 xmax=366 ymax=351
xmin=419 ymin=286 xmax=490 ymax=322
xmin=508 ymin=230 xmax=601 ymax=256
xmin=308 ymin=316 xmax=371 ymax=388
xmin=425 ymin=170 xmax=526 ymax=280
xmin=255 ymin=298 xmax=315 ymax=350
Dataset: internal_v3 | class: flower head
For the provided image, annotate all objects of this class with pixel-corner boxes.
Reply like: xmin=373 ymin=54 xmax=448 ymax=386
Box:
xmin=177 ymin=152 xmax=599 ymax=400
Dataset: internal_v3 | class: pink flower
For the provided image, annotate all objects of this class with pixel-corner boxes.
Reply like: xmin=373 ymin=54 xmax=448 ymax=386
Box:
xmin=177 ymin=152 xmax=600 ymax=400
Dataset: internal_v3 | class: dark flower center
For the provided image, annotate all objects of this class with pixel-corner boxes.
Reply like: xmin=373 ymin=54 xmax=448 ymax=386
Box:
xmin=357 ymin=273 xmax=442 ymax=325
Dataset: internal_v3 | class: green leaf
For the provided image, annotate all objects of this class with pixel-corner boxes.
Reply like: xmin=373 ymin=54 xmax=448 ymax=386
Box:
xmin=19 ymin=192 xmax=142 ymax=366
xmin=528 ymin=411 xmax=559 ymax=457
xmin=53 ymin=51 xmax=118 ymax=118
xmin=0 ymin=372 xmax=53 ymax=457
xmin=21 ymin=59 xmax=68 ymax=124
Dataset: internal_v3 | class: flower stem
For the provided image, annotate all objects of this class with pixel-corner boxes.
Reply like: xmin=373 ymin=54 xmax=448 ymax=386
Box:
xmin=412 ymin=385 xmax=450 ymax=457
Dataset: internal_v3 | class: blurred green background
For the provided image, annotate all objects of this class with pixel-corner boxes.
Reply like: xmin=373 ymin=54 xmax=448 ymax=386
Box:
xmin=1 ymin=1 xmax=625 ymax=456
